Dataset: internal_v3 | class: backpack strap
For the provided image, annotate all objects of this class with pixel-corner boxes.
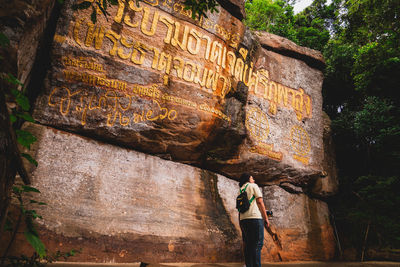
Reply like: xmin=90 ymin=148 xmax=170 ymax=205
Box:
xmin=240 ymin=184 xmax=249 ymax=194
xmin=240 ymin=184 xmax=255 ymax=204
xmin=249 ymin=195 xmax=255 ymax=204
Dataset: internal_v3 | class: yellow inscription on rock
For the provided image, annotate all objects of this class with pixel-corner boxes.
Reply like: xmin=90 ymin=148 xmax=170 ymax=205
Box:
xmin=290 ymin=125 xmax=311 ymax=165
xmin=250 ymin=142 xmax=283 ymax=162
xmin=70 ymin=2 xmax=250 ymax=98
xmin=248 ymin=69 xmax=313 ymax=121
xmin=245 ymin=106 xmax=269 ymax=142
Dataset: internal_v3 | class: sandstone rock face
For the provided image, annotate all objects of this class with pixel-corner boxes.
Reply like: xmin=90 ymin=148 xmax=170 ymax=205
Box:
xmin=255 ymin=31 xmax=325 ymax=68
xmin=33 ymin=0 xmax=326 ymax=186
xmin=311 ymin=112 xmax=338 ymax=198
xmin=206 ymin=38 xmax=325 ymax=186
xmin=262 ymin=185 xmax=335 ymax=261
xmin=14 ymin=122 xmax=242 ymax=263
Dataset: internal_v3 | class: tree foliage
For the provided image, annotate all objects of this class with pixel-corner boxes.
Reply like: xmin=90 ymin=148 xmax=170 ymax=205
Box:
xmin=328 ymin=1 xmax=400 ymax=253
xmin=246 ymin=0 xmax=400 ymax=255
xmin=245 ymin=0 xmax=334 ymax=51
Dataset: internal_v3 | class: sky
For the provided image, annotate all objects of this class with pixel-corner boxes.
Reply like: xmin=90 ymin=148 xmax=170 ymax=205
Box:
xmin=293 ymin=0 xmax=332 ymax=14
xmin=293 ymin=0 xmax=314 ymax=14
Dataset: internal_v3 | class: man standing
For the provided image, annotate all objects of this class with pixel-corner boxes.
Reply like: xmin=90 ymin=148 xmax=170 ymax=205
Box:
xmin=238 ymin=173 xmax=270 ymax=267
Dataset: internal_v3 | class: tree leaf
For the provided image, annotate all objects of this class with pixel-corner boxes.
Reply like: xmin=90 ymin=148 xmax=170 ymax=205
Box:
xmin=72 ymin=1 xmax=92 ymax=10
xmin=0 ymin=32 xmax=10 ymax=47
xmin=96 ymin=1 xmax=109 ymax=20
xmin=12 ymin=186 xmax=22 ymax=194
xmin=10 ymin=114 xmax=17 ymax=123
xmin=26 ymin=209 xmax=43 ymax=219
xmin=11 ymin=89 xmax=30 ymax=111
xmin=91 ymin=6 xmax=97 ymax=23
xmin=16 ymin=112 xmax=36 ymax=122
xmin=6 ymin=74 xmax=23 ymax=86
xmin=22 ymin=185 xmax=41 ymax=193
xmin=16 ymin=95 xmax=30 ymax=111
xmin=22 ymin=153 xmax=38 ymax=167
xmin=16 ymin=129 xmax=37 ymax=149
xmin=24 ymin=231 xmax=46 ymax=258
xmin=30 ymin=200 xmax=47 ymax=205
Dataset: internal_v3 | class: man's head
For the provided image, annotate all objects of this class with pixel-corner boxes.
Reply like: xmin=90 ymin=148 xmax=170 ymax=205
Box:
xmin=239 ymin=173 xmax=254 ymax=187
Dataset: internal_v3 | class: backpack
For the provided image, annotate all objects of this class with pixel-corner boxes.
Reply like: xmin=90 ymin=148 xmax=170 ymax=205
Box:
xmin=236 ymin=184 xmax=255 ymax=213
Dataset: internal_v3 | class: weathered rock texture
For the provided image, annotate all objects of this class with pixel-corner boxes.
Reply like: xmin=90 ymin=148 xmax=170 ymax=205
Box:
xmin=311 ymin=112 xmax=338 ymax=198
xmin=33 ymin=0 xmax=327 ymax=186
xmin=206 ymin=32 xmax=325 ymax=186
xmin=9 ymin=122 xmax=242 ymax=263
xmin=255 ymin=31 xmax=325 ymax=69
xmin=262 ymin=185 xmax=335 ymax=261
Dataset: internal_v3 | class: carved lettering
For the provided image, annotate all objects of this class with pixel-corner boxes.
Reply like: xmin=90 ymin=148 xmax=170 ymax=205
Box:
xmin=85 ymin=22 xmax=105 ymax=49
xmin=141 ymin=7 xmax=159 ymax=36
xmin=171 ymin=21 xmax=189 ymax=51
xmin=105 ymin=30 xmax=121 ymax=56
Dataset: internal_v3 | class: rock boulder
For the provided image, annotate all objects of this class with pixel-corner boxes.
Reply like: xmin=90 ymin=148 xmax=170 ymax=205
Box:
xmin=11 ymin=122 xmax=242 ymax=263
xmin=262 ymin=185 xmax=335 ymax=261
xmin=32 ymin=0 xmax=327 ymax=187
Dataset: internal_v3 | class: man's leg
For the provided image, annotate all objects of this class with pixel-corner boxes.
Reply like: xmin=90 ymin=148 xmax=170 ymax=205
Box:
xmin=240 ymin=219 xmax=253 ymax=267
xmin=254 ymin=219 xmax=264 ymax=267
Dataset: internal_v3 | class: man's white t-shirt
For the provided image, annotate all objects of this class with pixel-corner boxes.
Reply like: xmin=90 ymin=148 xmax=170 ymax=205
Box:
xmin=239 ymin=182 xmax=263 ymax=220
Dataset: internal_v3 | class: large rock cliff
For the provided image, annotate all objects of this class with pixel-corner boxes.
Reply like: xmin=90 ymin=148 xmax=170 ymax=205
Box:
xmin=1 ymin=0 xmax=337 ymax=263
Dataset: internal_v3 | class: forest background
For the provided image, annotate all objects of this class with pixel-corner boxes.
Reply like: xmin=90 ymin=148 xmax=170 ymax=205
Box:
xmin=245 ymin=0 xmax=400 ymax=258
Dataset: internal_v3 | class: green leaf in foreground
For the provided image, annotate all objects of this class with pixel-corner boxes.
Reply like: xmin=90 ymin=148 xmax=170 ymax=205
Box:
xmin=12 ymin=186 xmax=22 ymax=194
xmin=10 ymin=114 xmax=17 ymax=123
xmin=71 ymin=1 xmax=92 ymax=10
xmin=7 ymin=74 xmax=23 ymax=86
xmin=91 ymin=6 xmax=97 ymax=23
xmin=16 ymin=111 xmax=36 ymax=122
xmin=21 ymin=153 xmax=39 ymax=167
xmin=0 ymin=32 xmax=10 ymax=47
xmin=11 ymin=88 xmax=30 ymax=111
xmin=21 ymin=185 xmax=41 ymax=193
xmin=30 ymin=199 xmax=47 ymax=205
xmin=16 ymin=129 xmax=37 ymax=149
xmin=24 ymin=231 xmax=46 ymax=258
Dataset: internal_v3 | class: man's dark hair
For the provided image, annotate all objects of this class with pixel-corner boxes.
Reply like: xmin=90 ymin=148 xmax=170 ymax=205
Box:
xmin=239 ymin=173 xmax=251 ymax=187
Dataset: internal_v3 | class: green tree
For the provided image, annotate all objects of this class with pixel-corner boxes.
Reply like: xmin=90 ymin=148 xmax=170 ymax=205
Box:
xmin=324 ymin=0 xmax=400 ymax=256
xmin=246 ymin=0 xmax=400 ymax=256
xmin=245 ymin=0 xmax=337 ymax=51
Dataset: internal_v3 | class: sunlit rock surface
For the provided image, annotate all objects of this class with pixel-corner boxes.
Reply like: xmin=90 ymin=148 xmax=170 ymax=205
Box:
xmin=33 ymin=0 xmax=327 ymax=186
xmin=15 ymin=122 xmax=242 ymax=263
